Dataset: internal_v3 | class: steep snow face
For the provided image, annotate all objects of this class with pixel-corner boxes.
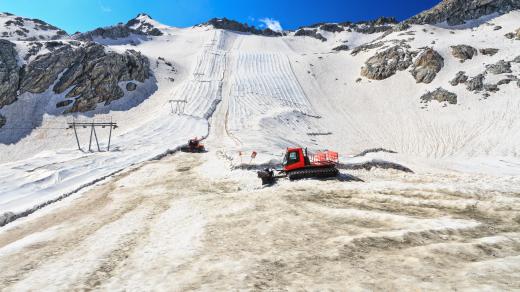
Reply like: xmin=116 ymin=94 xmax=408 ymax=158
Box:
xmin=0 ymin=13 xmax=67 ymax=41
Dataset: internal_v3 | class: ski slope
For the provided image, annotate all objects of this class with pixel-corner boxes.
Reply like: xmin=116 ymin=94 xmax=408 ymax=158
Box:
xmin=0 ymin=28 xmax=229 ymax=217
xmin=1 ymin=11 xmax=520 ymax=224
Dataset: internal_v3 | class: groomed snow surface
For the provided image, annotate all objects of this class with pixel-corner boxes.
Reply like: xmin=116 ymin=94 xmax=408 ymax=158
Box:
xmin=0 ymin=11 xmax=520 ymax=291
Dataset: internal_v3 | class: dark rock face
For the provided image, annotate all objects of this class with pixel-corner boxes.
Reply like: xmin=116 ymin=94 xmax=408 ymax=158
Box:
xmin=479 ymin=48 xmax=499 ymax=56
xmin=486 ymin=60 xmax=512 ymax=74
xmin=513 ymin=56 xmax=520 ymax=63
xmin=351 ymin=41 xmax=385 ymax=56
xmin=56 ymin=100 xmax=73 ymax=108
xmin=410 ymin=48 xmax=444 ymax=84
xmin=294 ymin=29 xmax=327 ymax=42
xmin=320 ymin=24 xmax=344 ymax=33
xmin=75 ymin=24 xmax=143 ymax=41
xmin=450 ymin=71 xmax=469 ymax=86
xmin=505 ymin=28 xmax=520 ymax=39
xmin=0 ymin=40 xmax=20 ymax=108
xmin=53 ymin=46 xmax=150 ymax=112
xmin=0 ymin=114 xmax=6 ymax=128
xmin=361 ymin=46 xmax=414 ymax=80
xmin=126 ymin=13 xmax=164 ymax=36
xmin=484 ymin=83 xmax=499 ymax=92
xmin=407 ymin=0 xmax=520 ymax=26
xmin=451 ymin=45 xmax=478 ymax=62
xmin=497 ymin=78 xmax=512 ymax=85
xmin=126 ymin=82 xmax=137 ymax=91
xmin=421 ymin=88 xmax=457 ymax=104
xmin=466 ymin=74 xmax=485 ymax=91
xmin=205 ymin=18 xmax=282 ymax=37
xmin=2 ymin=42 xmax=150 ymax=113
xmin=77 ymin=13 xmax=165 ymax=41
xmin=20 ymin=44 xmax=78 ymax=94
xmin=332 ymin=44 xmax=349 ymax=51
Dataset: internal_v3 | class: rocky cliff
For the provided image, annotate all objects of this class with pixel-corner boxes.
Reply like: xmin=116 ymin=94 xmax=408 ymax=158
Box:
xmin=407 ymin=0 xmax=520 ymax=25
xmin=0 ymin=40 xmax=150 ymax=114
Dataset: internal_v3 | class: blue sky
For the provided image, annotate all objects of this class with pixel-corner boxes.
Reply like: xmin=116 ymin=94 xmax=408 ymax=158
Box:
xmin=1 ymin=0 xmax=441 ymax=33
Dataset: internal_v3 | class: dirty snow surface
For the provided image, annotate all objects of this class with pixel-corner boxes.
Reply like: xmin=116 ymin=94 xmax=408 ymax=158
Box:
xmin=1 ymin=11 xmax=520 ymax=291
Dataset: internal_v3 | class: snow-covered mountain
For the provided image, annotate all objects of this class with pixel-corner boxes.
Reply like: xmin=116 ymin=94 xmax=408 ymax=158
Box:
xmin=0 ymin=12 xmax=67 ymax=41
xmin=0 ymin=0 xmax=519 ymax=224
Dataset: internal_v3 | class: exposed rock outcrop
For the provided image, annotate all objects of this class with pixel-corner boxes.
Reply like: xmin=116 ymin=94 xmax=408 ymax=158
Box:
xmin=360 ymin=46 xmax=415 ymax=80
xmin=0 ymin=39 xmax=20 ymax=108
xmin=406 ymin=0 xmax=520 ymax=26
xmin=450 ymin=71 xmax=468 ymax=86
xmin=126 ymin=13 xmax=163 ymax=36
xmin=205 ymin=18 xmax=282 ymax=37
xmin=351 ymin=41 xmax=385 ymax=56
xmin=451 ymin=45 xmax=478 ymax=62
xmin=486 ymin=60 xmax=512 ymax=74
xmin=75 ymin=24 xmax=144 ymax=41
xmin=294 ymin=29 xmax=327 ymax=42
xmin=466 ymin=74 xmax=485 ymax=91
xmin=52 ymin=45 xmax=150 ymax=112
xmin=320 ymin=23 xmax=344 ymax=33
xmin=0 ymin=114 xmax=6 ymax=128
xmin=126 ymin=82 xmax=137 ymax=91
xmin=4 ymin=42 xmax=150 ymax=113
xmin=420 ymin=88 xmax=457 ymax=104
xmin=56 ymin=100 xmax=73 ymax=108
xmin=410 ymin=48 xmax=444 ymax=83
xmin=505 ymin=28 xmax=520 ymax=39
xmin=479 ymin=48 xmax=499 ymax=56
xmin=0 ymin=13 xmax=67 ymax=41
xmin=332 ymin=44 xmax=349 ymax=51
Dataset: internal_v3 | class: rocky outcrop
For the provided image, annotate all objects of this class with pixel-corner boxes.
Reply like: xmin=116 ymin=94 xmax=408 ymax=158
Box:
xmin=450 ymin=71 xmax=468 ymax=86
xmin=513 ymin=56 xmax=520 ymax=63
xmin=505 ymin=28 xmax=520 ymax=39
xmin=20 ymin=44 xmax=78 ymax=93
xmin=360 ymin=46 xmax=414 ymax=80
xmin=0 ymin=114 xmax=5 ymax=128
xmin=466 ymin=74 xmax=485 ymax=91
xmin=486 ymin=60 xmax=512 ymax=74
xmin=320 ymin=24 xmax=344 ymax=33
xmin=205 ymin=18 xmax=282 ymax=37
xmin=0 ymin=40 xmax=20 ymax=108
xmin=351 ymin=41 xmax=385 ymax=56
xmin=451 ymin=45 xmax=478 ymax=62
xmin=479 ymin=48 xmax=499 ymax=56
xmin=1 ymin=13 xmax=67 ymax=41
xmin=332 ymin=44 xmax=349 ymax=51
xmin=420 ymin=88 xmax=457 ymax=104
xmin=75 ymin=24 xmax=144 ymax=41
xmin=126 ymin=13 xmax=163 ymax=36
xmin=406 ymin=0 xmax=520 ymax=26
xmin=126 ymin=82 xmax=137 ymax=91
xmin=294 ymin=29 xmax=327 ymax=42
xmin=2 ymin=42 xmax=150 ymax=113
xmin=410 ymin=48 xmax=444 ymax=84
xmin=52 ymin=45 xmax=150 ymax=112
xmin=56 ymin=100 xmax=73 ymax=108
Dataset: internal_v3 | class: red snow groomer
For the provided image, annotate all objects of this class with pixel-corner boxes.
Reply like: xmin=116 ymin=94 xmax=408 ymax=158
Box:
xmin=258 ymin=147 xmax=339 ymax=185
xmin=181 ymin=137 xmax=206 ymax=153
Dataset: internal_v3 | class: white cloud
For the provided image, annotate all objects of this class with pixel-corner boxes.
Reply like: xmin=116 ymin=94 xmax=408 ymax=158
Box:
xmin=259 ymin=18 xmax=283 ymax=32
